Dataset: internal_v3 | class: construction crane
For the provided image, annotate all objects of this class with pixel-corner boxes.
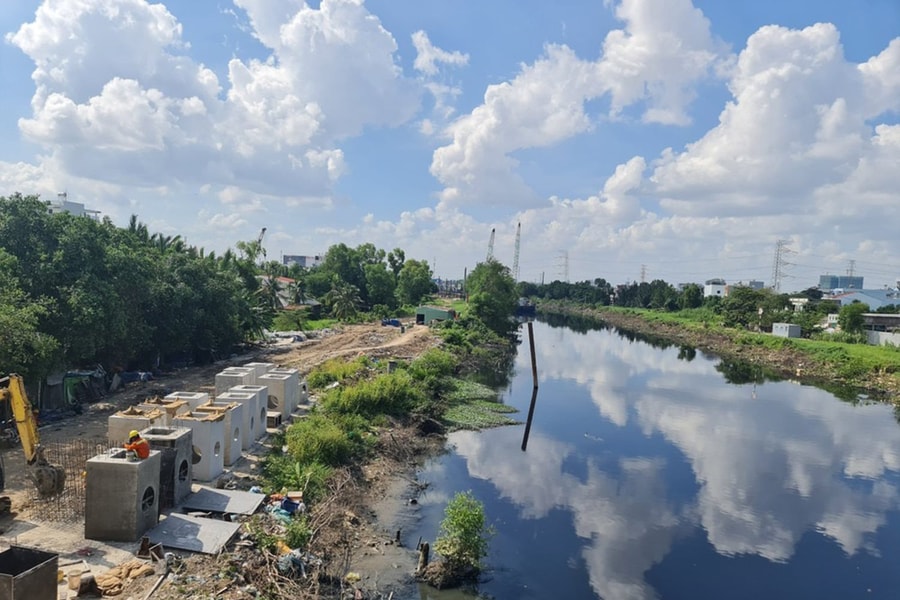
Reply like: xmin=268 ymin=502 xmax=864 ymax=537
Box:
xmin=257 ymin=227 xmax=267 ymax=260
xmin=486 ymin=228 xmax=496 ymax=262
xmin=512 ymin=222 xmax=521 ymax=282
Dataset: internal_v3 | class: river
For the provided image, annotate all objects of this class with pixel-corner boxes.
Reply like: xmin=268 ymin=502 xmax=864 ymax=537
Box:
xmin=410 ymin=317 xmax=900 ymax=600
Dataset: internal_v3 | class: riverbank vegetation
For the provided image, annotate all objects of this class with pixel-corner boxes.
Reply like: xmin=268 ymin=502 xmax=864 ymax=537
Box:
xmin=517 ymin=269 xmax=900 ymax=399
xmin=250 ymin=259 xmax=520 ymax=595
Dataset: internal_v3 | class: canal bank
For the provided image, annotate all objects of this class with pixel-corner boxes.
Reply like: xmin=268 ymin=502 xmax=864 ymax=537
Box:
xmin=538 ymin=302 xmax=900 ymax=400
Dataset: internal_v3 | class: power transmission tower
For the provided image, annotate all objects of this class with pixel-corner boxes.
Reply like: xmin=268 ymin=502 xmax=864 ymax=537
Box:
xmin=486 ymin=228 xmax=495 ymax=262
xmin=640 ymin=264 xmax=647 ymax=283
xmin=847 ymin=259 xmax=856 ymax=277
xmin=771 ymin=239 xmax=793 ymax=292
xmin=512 ymin=222 xmax=521 ymax=282
xmin=556 ymin=251 xmax=569 ymax=283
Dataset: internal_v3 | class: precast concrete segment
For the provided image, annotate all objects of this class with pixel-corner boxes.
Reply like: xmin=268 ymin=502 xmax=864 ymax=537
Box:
xmin=164 ymin=391 xmax=210 ymax=411
xmin=0 ymin=545 xmax=58 ymax=600
xmin=141 ymin=426 xmax=193 ymax=509
xmin=228 ymin=385 xmax=269 ymax=440
xmin=195 ymin=402 xmax=243 ymax=466
xmin=222 ymin=366 xmax=257 ymax=386
xmin=243 ymin=362 xmax=275 ymax=377
xmin=108 ymin=407 xmax=166 ymax=445
xmin=172 ymin=412 xmax=226 ymax=482
xmin=137 ymin=397 xmax=191 ymax=425
xmin=269 ymin=367 xmax=301 ymax=414
xmin=257 ymin=372 xmax=293 ymax=421
xmin=215 ymin=370 xmax=253 ymax=397
xmin=216 ymin=391 xmax=258 ymax=449
xmin=85 ymin=450 xmax=161 ymax=542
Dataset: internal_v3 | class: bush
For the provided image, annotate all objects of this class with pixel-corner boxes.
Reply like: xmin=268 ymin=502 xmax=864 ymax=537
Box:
xmin=408 ymin=349 xmax=458 ymax=396
xmin=285 ymin=414 xmax=361 ymax=467
xmin=434 ymin=491 xmax=491 ymax=571
xmin=320 ymin=371 xmax=426 ymax=417
xmin=271 ymin=310 xmax=306 ymax=332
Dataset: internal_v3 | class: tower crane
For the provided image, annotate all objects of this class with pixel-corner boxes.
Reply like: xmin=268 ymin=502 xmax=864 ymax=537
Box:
xmin=257 ymin=227 xmax=267 ymax=260
xmin=486 ymin=228 xmax=495 ymax=262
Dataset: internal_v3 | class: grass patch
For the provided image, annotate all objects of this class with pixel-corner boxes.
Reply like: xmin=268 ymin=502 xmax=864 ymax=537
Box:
xmin=443 ymin=400 xmax=519 ymax=431
xmin=306 ymin=356 xmax=371 ymax=389
xmin=320 ymin=371 xmax=426 ymax=417
xmin=304 ymin=318 xmax=340 ymax=330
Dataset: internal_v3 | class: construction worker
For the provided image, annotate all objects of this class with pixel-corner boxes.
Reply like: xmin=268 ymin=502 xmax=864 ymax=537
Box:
xmin=123 ymin=430 xmax=150 ymax=460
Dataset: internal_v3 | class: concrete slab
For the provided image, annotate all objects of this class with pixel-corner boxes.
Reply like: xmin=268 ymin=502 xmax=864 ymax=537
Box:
xmin=145 ymin=514 xmax=241 ymax=555
xmin=180 ymin=486 xmax=265 ymax=515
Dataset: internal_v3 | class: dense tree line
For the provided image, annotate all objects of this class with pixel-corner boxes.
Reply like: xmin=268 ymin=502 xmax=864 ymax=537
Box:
xmin=520 ymin=278 xmax=868 ymax=337
xmin=0 ymin=195 xmax=438 ymax=380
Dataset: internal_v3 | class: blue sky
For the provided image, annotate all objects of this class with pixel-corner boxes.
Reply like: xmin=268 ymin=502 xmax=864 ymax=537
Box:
xmin=1 ymin=0 xmax=900 ymax=290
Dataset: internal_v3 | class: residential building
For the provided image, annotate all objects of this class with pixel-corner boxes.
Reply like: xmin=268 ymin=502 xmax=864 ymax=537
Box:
xmin=703 ymin=278 xmax=727 ymax=298
xmin=282 ymin=255 xmax=323 ymax=269
xmin=47 ymin=192 xmax=100 ymax=221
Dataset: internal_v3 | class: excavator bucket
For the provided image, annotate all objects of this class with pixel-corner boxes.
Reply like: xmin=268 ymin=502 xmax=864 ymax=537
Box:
xmin=30 ymin=464 xmax=66 ymax=497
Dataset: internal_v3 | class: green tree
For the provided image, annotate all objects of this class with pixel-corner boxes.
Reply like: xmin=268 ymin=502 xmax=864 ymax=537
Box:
xmin=838 ymin=302 xmax=869 ymax=334
xmin=680 ymin=283 xmax=703 ymax=309
xmin=396 ymin=259 xmax=434 ymax=306
xmin=324 ymin=279 xmax=362 ymax=320
xmin=434 ymin=491 xmax=491 ymax=573
xmin=466 ymin=260 xmax=517 ymax=336
xmin=364 ymin=262 xmax=397 ymax=309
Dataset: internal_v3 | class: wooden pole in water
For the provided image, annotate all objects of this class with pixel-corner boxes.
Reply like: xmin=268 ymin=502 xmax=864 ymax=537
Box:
xmin=521 ymin=322 xmax=540 ymax=451
xmin=528 ymin=321 xmax=538 ymax=389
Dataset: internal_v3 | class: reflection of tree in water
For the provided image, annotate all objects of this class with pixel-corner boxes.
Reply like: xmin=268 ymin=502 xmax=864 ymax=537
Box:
xmin=677 ymin=345 xmax=696 ymax=362
xmin=715 ymin=359 xmax=773 ymax=385
xmin=540 ymin=312 xmax=609 ymax=334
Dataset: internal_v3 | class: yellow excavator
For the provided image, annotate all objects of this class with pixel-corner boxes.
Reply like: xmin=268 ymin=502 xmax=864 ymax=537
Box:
xmin=0 ymin=374 xmax=66 ymax=512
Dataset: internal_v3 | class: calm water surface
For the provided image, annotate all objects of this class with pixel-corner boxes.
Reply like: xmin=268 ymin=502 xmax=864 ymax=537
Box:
xmin=411 ymin=318 xmax=900 ymax=600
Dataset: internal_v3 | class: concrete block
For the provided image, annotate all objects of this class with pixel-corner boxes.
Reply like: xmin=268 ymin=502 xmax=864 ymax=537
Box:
xmin=257 ymin=372 xmax=294 ymax=420
xmin=266 ymin=412 xmax=282 ymax=429
xmin=137 ymin=397 xmax=191 ymax=425
xmin=85 ymin=450 xmax=161 ymax=542
xmin=108 ymin=407 xmax=167 ymax=445
xmin=269 ymin=367 xmax=301 ymax=413
xmin=195 ymin=402 xmax=243 ymax=466
xmin=141 ymin=426 xmax=193 ymax=510
xmin=228 ymin=385 xmax=269 ymax=440
xmin=0 ymin=545 xmax=58 ymax=600
xmin=223 ymin=366 xmax=257 ymax=386
xmin=172 ymin=412 xmax=225 ymax=481
xmin=243 ymin=361 xmax=275 ymax=377
xmin=217 ymin=391 xmax=258 ymax=449
xmin=165 ymin=391 xmax=210 ymax=411
xmin=215 ymin=370 xmax=253 ymax=397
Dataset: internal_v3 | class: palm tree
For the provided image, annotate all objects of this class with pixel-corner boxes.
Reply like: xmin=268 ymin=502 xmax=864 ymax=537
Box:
xmin=324 ymin=279 xmax=361 ymax=320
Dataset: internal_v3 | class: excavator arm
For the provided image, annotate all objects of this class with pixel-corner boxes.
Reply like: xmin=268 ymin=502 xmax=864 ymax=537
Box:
xmin=0 ymin=375 xmax=65 ymax=498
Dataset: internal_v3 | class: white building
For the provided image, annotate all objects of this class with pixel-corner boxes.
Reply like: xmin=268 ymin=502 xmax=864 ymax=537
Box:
xmin=47 ymin=193 xmax=100 ymax=221
xmin=703 ymin=278 xmax=727 ymax=298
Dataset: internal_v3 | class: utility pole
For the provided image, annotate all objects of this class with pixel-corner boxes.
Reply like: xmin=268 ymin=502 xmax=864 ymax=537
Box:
xmin=486 ymin=228 xmax=495 ymax=262
xmin=771 ymin=239 xmax=793 ymax=292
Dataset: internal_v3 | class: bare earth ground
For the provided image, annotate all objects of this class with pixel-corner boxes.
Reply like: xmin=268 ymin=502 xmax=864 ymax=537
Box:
xmin=0 ymin=321 xmax=441 ymax=600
